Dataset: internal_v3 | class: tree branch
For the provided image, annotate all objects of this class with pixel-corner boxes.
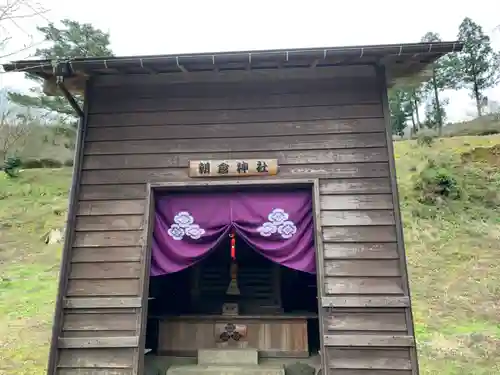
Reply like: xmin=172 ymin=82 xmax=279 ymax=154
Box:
xmin=0 ymin=0 xmax=49 ymax=59
xmin=0 ymin=108 xmax=32 ymax=161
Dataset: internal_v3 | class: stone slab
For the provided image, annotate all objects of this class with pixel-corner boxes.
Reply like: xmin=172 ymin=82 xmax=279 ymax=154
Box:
xmin=167 ymin=364 xmax=285 ymax=375
xmin=198 ymin=348 xmax=259 ymax=365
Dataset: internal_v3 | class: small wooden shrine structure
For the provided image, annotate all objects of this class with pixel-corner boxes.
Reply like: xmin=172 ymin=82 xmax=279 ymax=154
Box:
xmin=3 ymin=41 xmax=462 ymax=375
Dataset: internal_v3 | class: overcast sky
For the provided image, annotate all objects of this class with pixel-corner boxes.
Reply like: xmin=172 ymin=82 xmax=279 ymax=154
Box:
xmin=1 ymin=0 xmax=499 ymax=122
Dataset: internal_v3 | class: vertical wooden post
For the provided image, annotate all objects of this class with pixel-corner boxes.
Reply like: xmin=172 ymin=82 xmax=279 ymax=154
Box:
xmin=136 ymin=184 xmax=156 ymax=375
xmin=46 ymin=82 xmax=90 ymax=375
xmin=311 ymin=179 xmax=328 ymax=375
xmin=377 ymin=64 xmax=420 ymax=375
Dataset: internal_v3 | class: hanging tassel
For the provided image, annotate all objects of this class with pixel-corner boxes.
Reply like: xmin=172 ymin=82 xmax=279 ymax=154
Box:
xmin=230 ymin=234 xmax=236 ymax=260
xmin=226 ymin=232 xmax=240 ymax=296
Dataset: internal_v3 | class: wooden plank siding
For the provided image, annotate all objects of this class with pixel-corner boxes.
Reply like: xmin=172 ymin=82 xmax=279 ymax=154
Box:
xmin=53 ymin=64 xmax=417 ymax=375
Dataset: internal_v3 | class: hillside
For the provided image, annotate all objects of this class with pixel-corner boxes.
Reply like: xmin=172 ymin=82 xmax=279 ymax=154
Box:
xmin=1 ymin=135 xmax=499 ymax=375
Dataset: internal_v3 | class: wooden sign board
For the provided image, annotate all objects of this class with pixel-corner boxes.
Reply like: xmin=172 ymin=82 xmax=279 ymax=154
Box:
xmin=189 ymin=159 xmax=278 ymax=178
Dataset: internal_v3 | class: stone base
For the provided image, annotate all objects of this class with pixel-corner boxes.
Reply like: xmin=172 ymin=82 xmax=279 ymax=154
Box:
xmin=198 ymin=349 xmax=258 ymax=365
xmin=166 ymin=347 xmax=285 ymax=375
xmin=167 ymin=364 xmax=285 ymax=375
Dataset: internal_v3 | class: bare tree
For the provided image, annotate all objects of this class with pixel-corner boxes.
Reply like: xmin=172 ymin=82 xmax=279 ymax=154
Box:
xmin=0 ymin=107 xmax=33 ymax=161
xmin=0 ymin=0 xmax=49 ymax=59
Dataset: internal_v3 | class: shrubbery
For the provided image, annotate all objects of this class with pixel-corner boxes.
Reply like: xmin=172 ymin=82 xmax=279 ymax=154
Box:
xmin=2 ymin=157 xmax=73 ymax=178
xmin=21 ymin=158 xmax=73 ymax=169
xmin=412 ymin=149 xmax=500 ymax=218
xmin=417 ymin=133 xmax=436 ymax=147
xmin=1 ymin=157 xmax=22 ymax=178
xmin=414 ymin=159 xmax=461 ymax=205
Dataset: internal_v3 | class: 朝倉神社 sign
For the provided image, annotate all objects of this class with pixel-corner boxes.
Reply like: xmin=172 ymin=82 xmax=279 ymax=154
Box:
xmin=189 ymin=159 xmax=279 ymax=178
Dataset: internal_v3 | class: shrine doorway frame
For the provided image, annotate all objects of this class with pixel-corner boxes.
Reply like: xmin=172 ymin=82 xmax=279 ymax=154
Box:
xmin=136 ymin=177 xmax=327 ymax=374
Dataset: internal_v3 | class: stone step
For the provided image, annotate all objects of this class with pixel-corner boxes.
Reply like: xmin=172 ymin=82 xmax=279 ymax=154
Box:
xmin=198 ymin=349 xmax=259 ymax=365
xmin=167 ymin=364 xmax=285 ymax=375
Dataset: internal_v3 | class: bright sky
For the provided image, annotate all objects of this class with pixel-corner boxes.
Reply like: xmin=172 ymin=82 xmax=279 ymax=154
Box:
xmin=1 ymin=0 xmax=499 ymax=122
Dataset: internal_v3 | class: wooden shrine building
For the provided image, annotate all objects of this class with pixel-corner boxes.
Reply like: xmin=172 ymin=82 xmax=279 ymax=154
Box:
xmin=3 ymin=41 xmax=462 ymax=375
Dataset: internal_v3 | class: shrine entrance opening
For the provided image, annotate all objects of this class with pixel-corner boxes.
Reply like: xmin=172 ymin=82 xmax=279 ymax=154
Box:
xmin=143 ymin=181 xmax=324 ymax=373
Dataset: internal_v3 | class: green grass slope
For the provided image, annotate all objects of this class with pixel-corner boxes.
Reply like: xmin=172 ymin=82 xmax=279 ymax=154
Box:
xmin=0 ymin=168 xmax=71 ymax=375
xmin=396 ymin=135 xmax=500 ymax=374
xmin=443 ymin=114 xmax=500 ymax=137
xmin=1 ymin=136 xmax=499 ymax=375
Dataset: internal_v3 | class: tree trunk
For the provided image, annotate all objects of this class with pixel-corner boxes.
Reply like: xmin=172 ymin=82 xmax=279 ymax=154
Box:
xmin=473 ymin=81 xmax=482 ymax=117
xmin=432 ymin=71 xmax=443 ymax=136
xmin=413 ymin=97 xmax=421 ymax=128
xmin=410 ymin=111 xmax=417 ymax=136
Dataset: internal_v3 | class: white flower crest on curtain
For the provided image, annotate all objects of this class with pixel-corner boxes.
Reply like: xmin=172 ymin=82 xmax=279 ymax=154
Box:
xmin=257 ymin=208 xmax=297 ymax=239
xmin=167 ymin=211 xmax=206 ymax=241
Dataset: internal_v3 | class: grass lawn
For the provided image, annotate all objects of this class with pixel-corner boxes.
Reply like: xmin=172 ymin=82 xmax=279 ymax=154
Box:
xmin=395 ymin=135 xmax=500 ymax=374
xmin=0 ymin=169 xmax=71 ymax=375
xmin=1 ymin=136 xmax=499 ymax=375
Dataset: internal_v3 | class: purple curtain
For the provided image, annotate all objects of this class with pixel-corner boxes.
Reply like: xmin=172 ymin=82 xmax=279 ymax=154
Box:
xmin=151 ymin=190 xmax=315 ymax=276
